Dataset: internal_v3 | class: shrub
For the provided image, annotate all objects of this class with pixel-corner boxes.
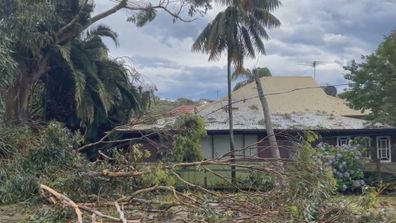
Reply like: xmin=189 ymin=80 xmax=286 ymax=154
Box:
xmin=238 ymin=170 xmax=275 ymax=191
xmin=317 ymin=143 xmax=367 ymax=191
xmin=0 ymin=121 xmax=83 ymax=204
xmin=0 ymin=125 xmax=37 ymax=159
xmin=285 ymin=141 xmax=337 ymax=222
xmin=172 ymin=114 xmax=206 ymax=162
xmin=283 ymin=139 xmax=385 ymax=222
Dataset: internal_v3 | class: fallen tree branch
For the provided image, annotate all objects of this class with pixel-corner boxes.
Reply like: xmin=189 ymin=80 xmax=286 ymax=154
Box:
xmin=40 ymin=184 xmax=122 ymax=222
xmin=114 ymin=202 xmax=127 ymax=223
xmin=170 ymin=170 xmax=218 ymax=197
xmin=86 ymin=169 xmax=149 ymax=178
xmin=39 ymin=184 xmax=83 ymax=223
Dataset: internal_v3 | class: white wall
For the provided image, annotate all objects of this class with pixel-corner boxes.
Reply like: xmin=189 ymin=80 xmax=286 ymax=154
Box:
xmin=200 ymin=134 xmax=258 ymax=160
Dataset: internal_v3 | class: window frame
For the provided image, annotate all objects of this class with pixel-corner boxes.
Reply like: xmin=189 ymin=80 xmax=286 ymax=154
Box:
xmin=376 ymin=136 xmax=392 ymax=163
xmin=337 ymin=136 xmax=351 ymax=147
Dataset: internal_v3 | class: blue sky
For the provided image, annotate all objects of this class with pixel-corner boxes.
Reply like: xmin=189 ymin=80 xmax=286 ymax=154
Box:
xmin=93 ymin=0 xmax=396 ymax=100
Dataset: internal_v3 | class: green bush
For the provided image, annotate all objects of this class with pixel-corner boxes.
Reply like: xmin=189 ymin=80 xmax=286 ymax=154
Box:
xmin=0 ymin=121 xmax=83 ymax=204
xmin=238 ymin=170 xmax=274 ymax=191
xmin=316 ymin=142 xmax=367 ymax=191
xmin=172 ymin=114 xmax=206 ymax=162
xmin=0 ymin=125 xmax=37 ymax=159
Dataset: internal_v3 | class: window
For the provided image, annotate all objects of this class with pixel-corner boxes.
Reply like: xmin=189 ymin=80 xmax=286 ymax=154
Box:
xmin=376 ymin=136 xmax=391 ymax=163
xmin=337 ymin=136 xmax=350 ymax=146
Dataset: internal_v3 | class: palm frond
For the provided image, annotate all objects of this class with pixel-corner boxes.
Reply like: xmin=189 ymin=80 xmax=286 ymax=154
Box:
xmin=233 ymin=79 xmax=251 ymax=91
xmin=86 ymin=24 xmax=119 ymax=46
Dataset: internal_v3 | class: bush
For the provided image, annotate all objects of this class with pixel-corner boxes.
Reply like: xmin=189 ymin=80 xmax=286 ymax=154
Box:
xmin=238 ymin=170 xmax=274 ymax=191
xmin=172 ymin=114 xmax=206 ymax=162
xmin=282 ymin=139 xmax=385 ymax=223
xmin=0 ymin=121 xmax=83 ymax=204
xmin=0 ymin=125 xmax=37 ymax=159
xmin=317 ymin=143 xmax=367 ymax=191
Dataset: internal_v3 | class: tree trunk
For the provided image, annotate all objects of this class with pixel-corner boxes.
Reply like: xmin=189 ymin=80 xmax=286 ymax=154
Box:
xmin=4 ymin=55 xmax=49 ymax=124
xmin=253 ymin=71 xmax=285 ymax=179
xmin=227 ymin=52 xmax=236 ymax=183
xmin=4 ymin=73 xmax=35 ymax=124
xmin=253 ymin=73 xmax=279 ymax=158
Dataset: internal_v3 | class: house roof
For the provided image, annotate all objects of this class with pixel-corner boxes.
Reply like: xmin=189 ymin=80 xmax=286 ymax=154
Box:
xmin=195 ymin=76 xmax=391 ymax=131
xmin=119 ymin=76 xmax=392 ymax=132
xmin=198 ymin=76 xmax=364 ymax=117
xmin=169 ymin=105 xmax=195 ymax=116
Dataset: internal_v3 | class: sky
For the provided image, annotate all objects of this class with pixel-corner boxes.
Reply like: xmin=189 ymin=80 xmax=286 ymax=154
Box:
xmin=93 ymin=0 xmax=396 ymax=100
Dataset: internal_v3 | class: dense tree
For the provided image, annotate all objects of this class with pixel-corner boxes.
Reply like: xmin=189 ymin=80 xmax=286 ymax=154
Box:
xmin=340 ymin=32 xmax=396 ymax=125
xmin=0 ymin=0 xmax=218 ymax=124
xmin=192 ymin=0 xmax=281 ymax=180
xmin=42 ymin=25 xmax=152 ymax=140
xmin=232 ymin=67 xmax=272 ymax=91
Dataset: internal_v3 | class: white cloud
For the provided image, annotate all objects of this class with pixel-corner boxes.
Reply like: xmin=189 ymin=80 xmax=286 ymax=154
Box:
xmin=92 ymin=0 xmax=396 ymax=99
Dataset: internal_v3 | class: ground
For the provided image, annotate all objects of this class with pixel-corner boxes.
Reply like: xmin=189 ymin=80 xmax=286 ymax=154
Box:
xmin=379 ymin=196 xmax=396 ymax=222
xmin=1 ymin=196 xmax=395 ymax=222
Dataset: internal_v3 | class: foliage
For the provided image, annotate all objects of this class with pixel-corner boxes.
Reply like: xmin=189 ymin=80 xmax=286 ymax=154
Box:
xmin=1 ymin=0 xmax=212 ymax=128
xmin=232 ymin=67 xmax=272 ymax=91
xmin=283 ymin=138 xmax=385 ymax=223
xmin=0 ymin=35 xmax=17 ymax=90
xmin=340 ymin=31 xmax=396 ymax=125
xmin=172 ymin=114 xmax=207 ymax=162
xmin=317 ymin=142 xmax=368 ymax=192
xmin=44 ymin=26 xmax=153 ymax=141
xmin=0 ymin=126 xmax=37 ymax=159
xmin=147 ymin=97 xmax=199 ymax=119
xmin=0 ymin=122 xmax=83 ymax=204
xmin=0 ymin=124 xmax=388 ymax=222
xmin=193 ymin=1 xmax=281 ymax=71
xmin=285 ymin=141 xmax=337 ymax=222
xmin=238 ymin=170 xmax=275 ymax=191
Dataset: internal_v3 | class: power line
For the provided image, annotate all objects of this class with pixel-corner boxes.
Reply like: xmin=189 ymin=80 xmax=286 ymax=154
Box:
xmin=199 ymin=83 xmax=350 ymax=117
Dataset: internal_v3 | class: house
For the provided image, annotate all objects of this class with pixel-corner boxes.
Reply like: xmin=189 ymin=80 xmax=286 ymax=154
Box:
xmin=117 ymin=76 xmax=396 ymax=164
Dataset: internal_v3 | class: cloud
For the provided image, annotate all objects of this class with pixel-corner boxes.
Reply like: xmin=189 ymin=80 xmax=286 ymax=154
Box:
xmin=92 ymin=0 xmax=396 ymax=100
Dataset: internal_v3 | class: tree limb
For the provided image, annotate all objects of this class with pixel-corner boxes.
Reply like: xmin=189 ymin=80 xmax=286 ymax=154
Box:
xmin=39 ymin=184 xmax=83 ymax=223
xmin=56 ymin=0 xmax=89 ymax=37
xmin=85 ymin=0 xmax=128 ymax=30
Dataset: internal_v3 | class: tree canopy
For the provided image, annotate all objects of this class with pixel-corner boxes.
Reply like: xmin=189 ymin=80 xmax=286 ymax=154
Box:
xmin=0 ymin=0 xmax=227 ymax=125
xmin=341 ymin=31 xmax=396 ymax=125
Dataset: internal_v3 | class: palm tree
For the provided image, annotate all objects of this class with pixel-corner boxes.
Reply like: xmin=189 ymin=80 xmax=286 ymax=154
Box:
xmin=232 ymin=67 xmax=272 ymax=91
xmin=42 ymin=25 xmax=152 ymax=141
xmin=192 ymin=0 xmax=280 ymax=181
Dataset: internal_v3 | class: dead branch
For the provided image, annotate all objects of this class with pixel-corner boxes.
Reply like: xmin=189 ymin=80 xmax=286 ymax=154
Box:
xmin=202 ymin=166 xmax=242 ymax=191
xmin=39 ymin=184 xmax=83 ymax=223
xmin=78 ymin=205 xmax=121 ymax=222
xmin=170 ymin=170 xmax=218 ymax=197
xmin=86 ymin=169 xmax=149 ymax=178
xmin=77 ymin=132 xmax=156 ymax=152
xmin=114 ymin=202 xmax=127 ymax=223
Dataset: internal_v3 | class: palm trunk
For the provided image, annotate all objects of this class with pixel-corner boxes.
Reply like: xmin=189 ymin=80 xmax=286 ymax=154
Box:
xmin=253 ymin=72 xmax=284 ymax=175
xmin=227 ymin=52 xmax=236 ymax=183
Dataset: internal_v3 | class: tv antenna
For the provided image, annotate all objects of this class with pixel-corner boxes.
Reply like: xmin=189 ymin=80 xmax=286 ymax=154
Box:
xmin=298 ymin=60 xmax=343 ymax=80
